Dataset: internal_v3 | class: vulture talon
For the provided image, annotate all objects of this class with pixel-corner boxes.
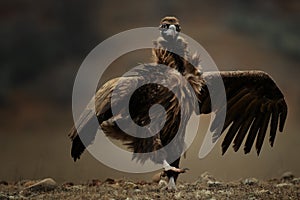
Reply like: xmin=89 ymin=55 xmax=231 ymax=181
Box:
xmin=164 ymin=167 xmax=188 ymax=174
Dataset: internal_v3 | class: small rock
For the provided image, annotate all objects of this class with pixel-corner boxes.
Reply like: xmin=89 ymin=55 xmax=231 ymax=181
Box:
xmin=18 ymin=179 xmax=34 ymax=186
xmin=124 ymin=181 xmax=138 ymax=189
xmin=276 ymin=182 xmax=293 ymax=187
xmin=256 ymin=189 xmax=270 ymax=195
xmin=136 ymin=180 xmax=147 ymax=185
xmin=23 ymin=178 xmax=56 ymax=192
xmin=248 ymin=196 xmax=257 ymax=200
xmin=193 ymin=172 xmax=216 ymax=185
xmin=292 ymin=177 xmax=300 ymax=184
xmin=174 ymin=191 xmax=182 ymax=199
xmin=201 ymin=172 xmax=216 ymax=182
xmin=207 ymin=180 xmax=222 ymax=187
xmin=281 ymin=171 xmax=294 ymax=181
xmin=104 ymin=178 xmax=115 ymax=184
xmin=0 ymin=181 xmax=8 ymax=186
xmin=177 ymin=184 xmax=186 ymax=190
xmin=134 ymin=189 xmax=141 ymax=193
xmin=198 ymin=189 xmax=213 ymax=196
xmin=243 ymin=178 xmax=258 ymax=185
xmin=70 ymin=185 xmax=86 ymax=190
xmin=89 ymin=179 xmax=101 ymax=186
xmin=113 ymin=190 xmax=118 ymax=196
xmin=23 ymin=180 xmax=37 ymax=187
xmin=62 ymin=182 xmax=74 ymax=187
xmin=217 ymin=189 xmax=233 ymax=196
xmin=20 ymin=178 xmax=56 ymax=197
xmin=158 ymin=180 xmax=167 ymax=188
xmin=143 ymin=197 xmax=153 ymax=200
xmin=0 ymin=193 xmax=8 ymax=200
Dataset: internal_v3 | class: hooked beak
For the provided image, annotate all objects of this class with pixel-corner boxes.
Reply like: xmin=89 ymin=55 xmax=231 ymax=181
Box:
xmin=165 ymin=24 xmax=177 ymax=39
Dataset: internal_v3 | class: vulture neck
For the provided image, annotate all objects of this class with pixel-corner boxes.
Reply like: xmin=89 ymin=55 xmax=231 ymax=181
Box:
xmin=152 ymin=35 xmax=204 ymax=107
xmin=153 ymin=36 xmax=188 ymax=75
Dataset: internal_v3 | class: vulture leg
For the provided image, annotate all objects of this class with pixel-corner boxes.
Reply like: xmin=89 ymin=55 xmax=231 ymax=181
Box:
xmin=162 ymin=159 xmax=187 ymax=190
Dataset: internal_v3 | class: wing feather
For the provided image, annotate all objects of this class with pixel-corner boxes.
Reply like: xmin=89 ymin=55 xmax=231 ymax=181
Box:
xmin=221 ymin=116 xmax=243 ymax=155
xmin=255 ymin=109 xmax=271 ymax=155
xmin=269 ymin=106 xmax=279 ymax=147
xmin=244 ymin=114 xmax=263 ymax=154
xmin=279 ymin=99 xmax=288 ymax=132
xmin=200 ymin=70 xmax=287 ymax=155
xmin=233 ymin=116 xmax=254 ymax=152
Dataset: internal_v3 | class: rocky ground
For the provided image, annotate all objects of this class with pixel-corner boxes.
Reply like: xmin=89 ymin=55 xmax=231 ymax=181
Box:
xmin=0 ymin=172 xmax=299 ymax=200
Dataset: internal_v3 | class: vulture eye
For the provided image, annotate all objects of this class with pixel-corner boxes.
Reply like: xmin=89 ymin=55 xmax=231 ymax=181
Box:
xmin=160 ymin=23 xmax=181 ymax=32
xmin=160 ymin=23 xmax=170 ymax=29
xmin=175 ymin=24 xmax=181 ymax=32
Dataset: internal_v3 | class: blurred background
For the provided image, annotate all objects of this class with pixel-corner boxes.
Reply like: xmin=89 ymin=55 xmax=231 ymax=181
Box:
xmin=0 ymin=0 xmax=299 ymax=183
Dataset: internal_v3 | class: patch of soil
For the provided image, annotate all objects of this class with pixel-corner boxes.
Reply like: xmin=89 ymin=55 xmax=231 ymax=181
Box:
xmin=0 ymin=173 xmax=299 ymax=200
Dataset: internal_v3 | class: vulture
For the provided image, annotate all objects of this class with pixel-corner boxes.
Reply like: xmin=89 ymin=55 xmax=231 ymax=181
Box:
xmin=69 ymin=16 xmax=288 ymax=190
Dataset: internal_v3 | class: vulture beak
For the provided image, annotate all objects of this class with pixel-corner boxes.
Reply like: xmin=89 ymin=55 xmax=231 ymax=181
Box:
xmin=196 ymin=68 xmax=202 ymax=76
xmin=165 ymin=24 xmax=177 ymax=39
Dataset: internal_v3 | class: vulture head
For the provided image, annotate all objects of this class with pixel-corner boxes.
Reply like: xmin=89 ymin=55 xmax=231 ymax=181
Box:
xmin=159 ymin=16 xmax=181 ymax=40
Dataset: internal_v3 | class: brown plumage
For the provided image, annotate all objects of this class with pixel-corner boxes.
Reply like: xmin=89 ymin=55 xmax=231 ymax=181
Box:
xmin=199 ymin=71 xmax=287 ymax=155
xmin=69 ymin=16 xmax=288 ymax=189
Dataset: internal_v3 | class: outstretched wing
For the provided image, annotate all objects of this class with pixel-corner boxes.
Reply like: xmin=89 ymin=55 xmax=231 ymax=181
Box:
xmin=199 ymin=70 xmax=288 ymax=155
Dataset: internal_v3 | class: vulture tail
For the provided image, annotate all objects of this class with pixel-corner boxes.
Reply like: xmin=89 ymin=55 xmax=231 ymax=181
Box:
xmin=69 ymin=110 xmax=112 ymax=161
